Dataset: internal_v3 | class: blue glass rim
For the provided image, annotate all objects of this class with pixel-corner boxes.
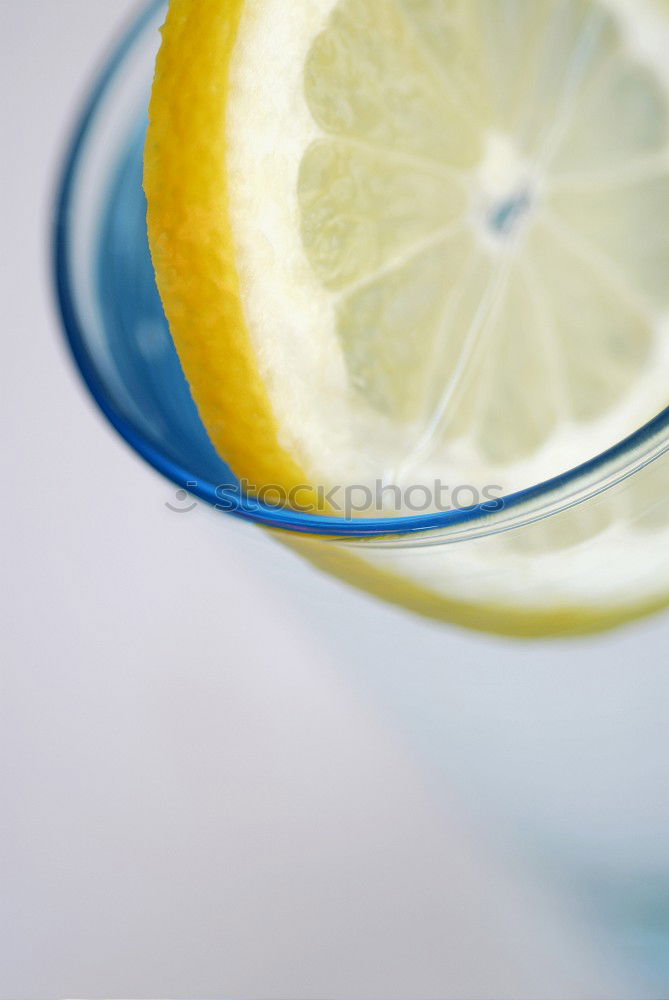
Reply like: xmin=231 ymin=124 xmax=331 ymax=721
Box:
xmin=52 ymin=0 xmax=669 ymax=541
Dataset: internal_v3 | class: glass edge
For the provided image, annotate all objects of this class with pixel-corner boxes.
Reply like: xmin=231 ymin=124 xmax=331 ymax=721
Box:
xmin=51 ymin=0 xmax=669 ymax=542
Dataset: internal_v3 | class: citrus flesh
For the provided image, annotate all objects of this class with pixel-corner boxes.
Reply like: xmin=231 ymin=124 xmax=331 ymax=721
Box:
xmin=145 ymin=0 xmax=669 ymax=636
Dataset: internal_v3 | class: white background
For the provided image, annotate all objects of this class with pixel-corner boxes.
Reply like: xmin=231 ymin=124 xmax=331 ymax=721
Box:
xmin=2 ymin=2 xmax=668 ymax=998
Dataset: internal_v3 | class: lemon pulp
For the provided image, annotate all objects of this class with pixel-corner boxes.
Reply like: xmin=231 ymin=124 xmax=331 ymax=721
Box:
xmin=225 ymin=0 xmax=669 ymax=496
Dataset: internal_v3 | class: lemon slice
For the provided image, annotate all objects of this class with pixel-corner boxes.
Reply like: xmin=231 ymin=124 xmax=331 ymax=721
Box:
xmin=145 ymin=0 xmax=669 ymax=635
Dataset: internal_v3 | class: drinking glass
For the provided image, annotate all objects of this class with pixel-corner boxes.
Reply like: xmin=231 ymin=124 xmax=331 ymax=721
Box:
xmin=53 ymin=2 xmax=669 ymax=993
